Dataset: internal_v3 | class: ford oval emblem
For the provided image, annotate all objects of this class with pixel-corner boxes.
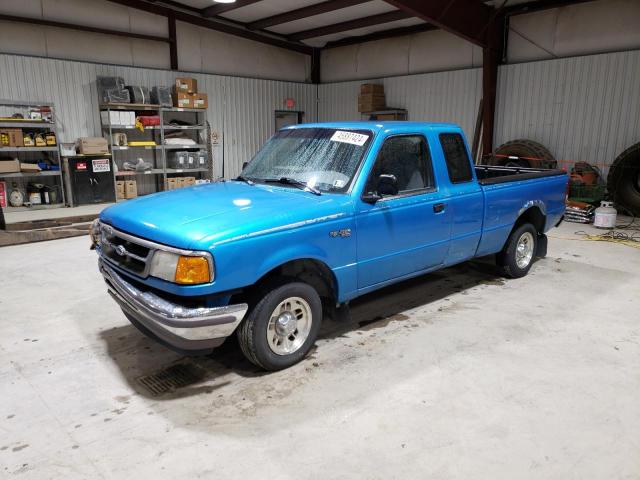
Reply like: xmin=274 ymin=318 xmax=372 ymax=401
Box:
xmin=115 ymin=245 xmax=128 ymax=257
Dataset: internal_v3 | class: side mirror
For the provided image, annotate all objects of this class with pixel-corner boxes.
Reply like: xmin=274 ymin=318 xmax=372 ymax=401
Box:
xmin=377 ymin=174 xmax=398 ymax=196
xmin=241 ymin=161 xmax=249 ymax=170
xmin=362 ymin=174 xmax=398 ymax=204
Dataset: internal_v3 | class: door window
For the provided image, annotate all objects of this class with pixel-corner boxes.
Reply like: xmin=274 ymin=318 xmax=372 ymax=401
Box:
xmin=439 ymin=133 xmax=473 ymax=183
xmin=364 ymin=135 xmax=434 ymax=196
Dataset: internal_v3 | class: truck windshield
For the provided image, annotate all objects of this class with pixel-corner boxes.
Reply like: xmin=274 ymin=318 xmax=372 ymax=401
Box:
xmin=241 ymin=127 xmax=373 ymax=193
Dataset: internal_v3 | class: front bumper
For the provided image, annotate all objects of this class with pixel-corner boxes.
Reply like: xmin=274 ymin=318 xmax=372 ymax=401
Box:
xmin=100 ymin=260 xmax=247 ymax=353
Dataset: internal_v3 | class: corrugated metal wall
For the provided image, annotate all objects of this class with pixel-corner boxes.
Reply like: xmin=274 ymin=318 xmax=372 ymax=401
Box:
xmin=0 ymin=54 xmax=318 ymax=179
xmin=3 ymin=50 xmax=638 ymax=181
xmin=318 ymin=50 xmax=640 ymax=174
xmin=223 ymin=77 xmax=318 ymax=179
xmin=495 ymin=49 xmax=640 ymax=173
xmin=318 ymin=68 xmax=483 ymax=141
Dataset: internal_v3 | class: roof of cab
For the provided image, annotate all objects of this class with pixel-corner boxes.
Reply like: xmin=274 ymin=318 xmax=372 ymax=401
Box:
xmin=282 ymin=121 xmax=462 ymax=133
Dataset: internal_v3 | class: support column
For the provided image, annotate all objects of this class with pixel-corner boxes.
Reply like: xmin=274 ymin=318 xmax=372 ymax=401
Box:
xmin=310 ymin=48 xmax=321 ymax=84
xmin=482 ymin=47 xmax=499 ymax=156
xmin=168 ymin=14 xmax=178 ymax=71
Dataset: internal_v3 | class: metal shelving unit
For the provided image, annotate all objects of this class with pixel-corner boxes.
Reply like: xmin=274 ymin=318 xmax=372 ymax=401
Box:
xmin=0 ymin=146 xmax=59 ymax=152
xmin=100 ymin=104 xmax=210 ymax=200
xmin=0 ymin=100 xmax=65 ymax=209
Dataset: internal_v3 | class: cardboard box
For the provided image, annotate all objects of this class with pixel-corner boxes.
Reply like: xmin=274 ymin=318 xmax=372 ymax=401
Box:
xmin=124 ymin=180 xmax=137 ymax=199
xmin=78 ymin=137 xmax=109 ymax=155
xmin=165 ymin=177 xmax=178 ymax=190
xmin=176 ymin=177 xmax=186 ymax=188
xmin=0 ymin=159 xmax=20 ymax=173
xmin=20 ymin=163 xmax=41 ymax=173
xmin=360 ymin=83 xmax=384 ymax=95
xmin=122 ymin=111 xmax=136 ymax=126
xmin=175 ymin=77 xmax=197 ymax=94
xmin=174 ymin=92 xmax=193 ymax=109
xmin=0 ymin=128 xmax=24 ymax=147
xmin=0 ymin=181 xmax=6 ymax=208
xmin=375 ymin=113 xmax=404 ymax=120
xmin=192 ymin=93 xmax=208 ymax=109
xmin=183 ymin=176 xmax=196 ymax=187
xmin=115 ymin=180 xmax=125 ymax=200
xmin=100 ymin=110 xmax=120 ymax=126
xmin=358 ymin=93 xmax=386 ymax=113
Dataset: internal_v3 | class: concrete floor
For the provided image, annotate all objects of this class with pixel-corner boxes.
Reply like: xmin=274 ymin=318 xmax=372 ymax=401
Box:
xmin=1 ymin=221 xmax=639 ymax=479
xmin=3 ymin=202 xmax=112 ymax=225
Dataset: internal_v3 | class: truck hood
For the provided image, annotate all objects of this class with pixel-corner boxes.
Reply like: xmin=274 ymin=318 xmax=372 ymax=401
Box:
xmin=100 ymin=181 xmax=351 ymax=250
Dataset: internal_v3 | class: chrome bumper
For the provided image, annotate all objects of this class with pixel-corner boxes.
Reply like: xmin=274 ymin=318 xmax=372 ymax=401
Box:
xmin=100 ymin=260 xmax=247 ymax=352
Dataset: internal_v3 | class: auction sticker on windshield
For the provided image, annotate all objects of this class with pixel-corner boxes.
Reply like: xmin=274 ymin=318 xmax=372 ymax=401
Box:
xmin=330 ymin=130 xmax=369 ymax=146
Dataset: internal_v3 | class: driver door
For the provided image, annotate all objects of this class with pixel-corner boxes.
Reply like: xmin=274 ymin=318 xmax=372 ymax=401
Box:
xmin=355 ymin=134 xmax=451 ymax=290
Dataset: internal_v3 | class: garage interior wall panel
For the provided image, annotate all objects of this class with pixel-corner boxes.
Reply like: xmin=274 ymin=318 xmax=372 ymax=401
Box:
xmin=0 ymin=0 xmax=309 ymax=81
xmin=318 ymin=68 xmax=482 ymax=142
xmin=0 ymin=54 xmax=317 ymax=179
xmin=495 ymin=49 xmax=640 ymax=173
xmin=223 ymin=77 xmax=318 ymax=179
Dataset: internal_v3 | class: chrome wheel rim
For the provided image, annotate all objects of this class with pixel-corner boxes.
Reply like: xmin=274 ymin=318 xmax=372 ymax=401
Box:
xmin=515 ymin=231 xmax=535 ymax=269
xmin=267 ymin=296 xmax=312 ymax=356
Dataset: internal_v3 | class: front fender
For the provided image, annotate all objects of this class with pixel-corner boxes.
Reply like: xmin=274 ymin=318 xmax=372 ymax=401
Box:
xmin=210 ymin=215 xmax=357 ymax=300
xmin=255 ymin=244 xmax=330 ymax=281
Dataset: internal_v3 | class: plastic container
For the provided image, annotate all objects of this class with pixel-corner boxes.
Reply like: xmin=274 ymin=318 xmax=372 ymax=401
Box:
xmin=593 ymin=201 xmax=617 ymax=229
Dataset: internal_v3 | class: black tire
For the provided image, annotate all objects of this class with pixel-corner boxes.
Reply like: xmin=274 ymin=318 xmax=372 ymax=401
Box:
xmin=491 ymin=139 xmax=557 ymax=169
xmin=497 ymin=223 xmax=538 ymax=279
xmin=237 ymin=281 xmax=322 ymax=371
xmin=607 ymin=142 xmax=640 ymax=215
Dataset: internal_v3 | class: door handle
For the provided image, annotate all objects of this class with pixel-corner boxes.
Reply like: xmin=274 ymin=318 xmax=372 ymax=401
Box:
xmin=433 ymin=203 xmax=446 ymax=213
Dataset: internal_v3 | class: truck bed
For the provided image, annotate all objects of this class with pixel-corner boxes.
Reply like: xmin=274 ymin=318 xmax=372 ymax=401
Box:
xmin=475 ymin=165 xmax=566 ymax=185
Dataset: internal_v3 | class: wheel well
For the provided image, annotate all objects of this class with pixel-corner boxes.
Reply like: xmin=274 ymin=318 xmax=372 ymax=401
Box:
xmin=253 ymin=259 xmax=337 ymax=303
xmin=514 ymin=206 xmax=545 ymax=234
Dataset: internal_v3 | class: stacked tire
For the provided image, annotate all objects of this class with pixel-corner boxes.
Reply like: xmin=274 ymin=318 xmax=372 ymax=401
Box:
xmin=490 ymin=139 xmax=557 ymax=169
xmin=607 ymin=143 xmax=640 ymax=215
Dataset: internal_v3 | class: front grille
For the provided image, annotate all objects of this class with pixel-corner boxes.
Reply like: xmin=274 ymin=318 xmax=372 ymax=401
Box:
xmin=98 ymin=223 xmax=154 ymax=277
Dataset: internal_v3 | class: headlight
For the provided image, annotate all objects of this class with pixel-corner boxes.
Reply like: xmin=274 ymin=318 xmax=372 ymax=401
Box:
xmin=89 ymin=219 xmax=101 ymax=250
xmin=149 ymin=250 xmax=213 ymax=285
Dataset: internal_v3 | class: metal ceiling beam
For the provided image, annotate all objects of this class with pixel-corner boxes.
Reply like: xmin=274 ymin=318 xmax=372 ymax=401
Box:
xmin=323 ymin=23 xmax=436 ymax=48
xmin=0 ymin=13 xmax=171 ymax=43
xmin=148 ymin=0 xmax=202 ymax=15
xmin=105 ymin=0 xmax=312 ymax=54
xmin=289 ymin=10 xmax=412 ymax=41
xmin=202 ymin=0 xmax=264 ymax=18
xmin=248 ymin=0 xmax=371 ymax=30
xmin=382 ymin=0 xmax=494 ymax=48
xmin=505 ymin=0 xmax=597 ymax=15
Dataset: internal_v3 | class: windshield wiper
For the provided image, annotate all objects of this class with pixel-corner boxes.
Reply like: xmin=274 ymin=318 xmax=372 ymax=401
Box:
xmin=236 ymin=175 xmax=254 ymax=185
xmin=264 ymin=177 xmax=321 ymax=195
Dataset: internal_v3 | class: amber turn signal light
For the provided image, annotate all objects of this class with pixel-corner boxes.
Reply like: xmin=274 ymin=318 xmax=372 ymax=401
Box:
xmin=174 ymin=256 xmax=211 ymax=284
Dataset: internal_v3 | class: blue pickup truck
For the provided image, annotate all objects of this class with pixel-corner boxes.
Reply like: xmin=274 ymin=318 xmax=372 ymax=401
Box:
xmin=93 ymin=122 xmax=567 ymax=370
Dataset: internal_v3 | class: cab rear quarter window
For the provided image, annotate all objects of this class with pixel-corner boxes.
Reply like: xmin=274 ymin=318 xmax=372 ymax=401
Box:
xmin=439 ymin=133 xmax=473 ymax=183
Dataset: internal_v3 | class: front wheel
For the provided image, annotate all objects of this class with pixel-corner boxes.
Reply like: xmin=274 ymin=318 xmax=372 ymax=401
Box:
xmin=497 ymin=223 xmax=538 ymax=278
xmin=237 ymin=282 xmax=322 ymax=371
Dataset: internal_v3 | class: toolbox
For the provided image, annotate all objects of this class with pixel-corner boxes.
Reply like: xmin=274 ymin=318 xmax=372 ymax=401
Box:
xmin=64 ymin=156 xmax=115 ymax=206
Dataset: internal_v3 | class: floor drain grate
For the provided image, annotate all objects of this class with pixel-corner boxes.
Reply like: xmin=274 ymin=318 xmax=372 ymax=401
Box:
xmin=137 ymin=362 xmax=207 ymax=396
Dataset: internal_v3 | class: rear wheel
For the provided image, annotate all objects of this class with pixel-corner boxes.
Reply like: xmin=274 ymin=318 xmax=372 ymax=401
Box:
xmin=497 ymin=223 xmax=538 ymax=278
xmin=237 ymin=281 xmax=322 ymax=371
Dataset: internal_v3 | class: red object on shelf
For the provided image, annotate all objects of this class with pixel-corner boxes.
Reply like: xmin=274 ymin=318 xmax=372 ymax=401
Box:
xmin=138 ymin=115 xmax=161 ymax=126
xmin=0 ymin=181 xmax=6 ymax=208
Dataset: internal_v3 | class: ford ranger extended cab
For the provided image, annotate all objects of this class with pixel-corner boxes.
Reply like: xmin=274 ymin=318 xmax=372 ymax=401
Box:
xmin=93 ymin=122 xmax=567 ymax=370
